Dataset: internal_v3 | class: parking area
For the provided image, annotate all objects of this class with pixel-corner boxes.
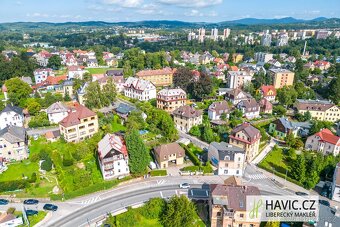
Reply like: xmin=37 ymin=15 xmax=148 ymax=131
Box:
xmin=166 ymin=161 xmax=193 ymax=176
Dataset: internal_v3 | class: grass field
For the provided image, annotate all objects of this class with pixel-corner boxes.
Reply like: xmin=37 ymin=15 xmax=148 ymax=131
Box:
xmin=111 ymin=115 xmax=126 ymax=132
xmin=0 ymin=160 xmax=38 ymax=182
xmin=86 ymin=67 xmax=122 ymax=74
xmin=27 ymin=211 xmax=47 ymax=226
xmin=258 ymin=146 xmax=288 ymax=174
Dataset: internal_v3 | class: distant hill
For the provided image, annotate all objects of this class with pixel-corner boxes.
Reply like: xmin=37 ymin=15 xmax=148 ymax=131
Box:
xmin=0 ymin=17 xmax=339 ymax=31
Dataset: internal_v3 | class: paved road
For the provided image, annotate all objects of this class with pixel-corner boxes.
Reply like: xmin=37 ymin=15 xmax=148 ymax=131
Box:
xmin=178 ymin=131 xmax=209 ymax=149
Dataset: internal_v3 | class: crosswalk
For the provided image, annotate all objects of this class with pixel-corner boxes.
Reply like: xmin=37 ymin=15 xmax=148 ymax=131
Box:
xmin=80 ymin=196 xmax=101 ymax=205
xmin=246 ymin=173 xmax=267 ymax=180
xmin=157 ymin=180 xmax=166 ymax=185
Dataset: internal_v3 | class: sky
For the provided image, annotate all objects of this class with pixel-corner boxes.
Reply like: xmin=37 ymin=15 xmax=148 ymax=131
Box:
xmin=0 ymin=0 xmax=339 ymax=23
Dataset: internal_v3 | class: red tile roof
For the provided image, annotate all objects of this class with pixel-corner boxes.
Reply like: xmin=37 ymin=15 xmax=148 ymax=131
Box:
xmin=60 ymin=105 xmax=96 ymax=128
xmin=136 ymin=68 xmax=174 ymax=77
xmin=260 ymin=85 xmax=276 ymax=96
xmin=315 ymin=129 xmax=340 ymax=145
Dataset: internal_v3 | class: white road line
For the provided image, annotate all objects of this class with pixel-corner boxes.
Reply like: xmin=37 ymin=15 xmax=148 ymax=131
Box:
xmin=160 ymin=191 xmax=163 ymax=198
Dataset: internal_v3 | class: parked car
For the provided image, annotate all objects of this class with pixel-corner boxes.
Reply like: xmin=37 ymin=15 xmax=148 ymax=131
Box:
xmin=43 ymin=204 xmax=58 ymax=211
xmin=0 ymin=199 xmax=9 ymax=205
xmin=179 ymin=183 xmax=190 ymax=189
xmin=295 ymin=192 xmax=308 ymax=196
xmin=23 ymin=199 xmax=39 ymax=205
xmin=26 ymin=210 xmax=39 ymax=216
xmin=319 ymin=200 xmax=330 ymax=207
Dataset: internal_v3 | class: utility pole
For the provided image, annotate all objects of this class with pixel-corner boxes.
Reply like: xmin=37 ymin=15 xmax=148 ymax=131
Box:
xmin=302 ymin=41 xmax=307 ymax=56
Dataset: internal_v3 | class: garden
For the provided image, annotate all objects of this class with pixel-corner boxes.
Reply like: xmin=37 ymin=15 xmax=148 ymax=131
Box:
xmin=181 ymin=144 xmax=213 ymax=174
xmin=86 ymin=67 xmax=122 ymax=74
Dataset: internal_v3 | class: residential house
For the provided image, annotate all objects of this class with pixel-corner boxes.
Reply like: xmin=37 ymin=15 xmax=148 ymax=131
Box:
xmin=208 ymin=142 xmax=245 ymax=176
xmin=229 ymin=123 xmax=261 ymax=161
xmin=0 ymin=126 xmax=28 ymax=162
xmin=259 ymin=98 xmax=273 ymax=114
xmin=232 ymin=53 xmax=243 ymax=63
xmin=123 ymin=77 xmax=156 ymax=101
xmin=236 ymin=98 xmax=260 ymax=119
xmin=105 ymin=69 xmax=125 ymax=92
xmin=67 ymin=66 xmax=87 ymax=80
xmin=59 ymin=104 xmax=99 ymax=143
xmin=63 ymin=80 xmax=74 ymax=98
xmin=157 ymin=88 xmax=187 ymax=113
xmin=34 ymin=68 xmax=54 ymax=84
xmin=98 ymin=133 xmax=130 ymax=180
xmin=208 ymin=101 xmax=230 ymax=120
xmin=269 ymin=117 xmax=312 ymax=139
xmin=0 ymin=212 xmax=23 ymax=227
xmin=258 ymin=85 xmax=276 ymax=102
xmin=34 ymin=50 xmax=52 ymax=67
xmin=224 ymin=88 xmax=251 ymax=105
xmin=45 ymin=130 xmax=61 ymax=142
xmin=305 ymin=129 xmax=340 ymax=156
xmin=135 ymin=68 xmax=174 ymax=87
xmin=0 ymin=105 xmax=24 ymax=130
xmin=331 ymin=162 xmax=340 ymax=202
xmin=254 ymin=52 xmax=273 ymax=63
xmin=115 ymin=103 xmax=136 ymax=121
xmin=268 ymin=68 xmax=295 ymax=89
xmin=154 ymin=142 xmax=184 ymax=169
xmin=86 ymin=59 xmax=98 ymax=67
xmin=46 ymin=102 xmax=69 ymax=124
xmin=209 ymin=184 xmax=260 ymax=227
xmin=227 ymin=71 xmax=252 ymax=89
xmin=20 ymin=76 xmax=33 ymax=86
xmin=295 ymin=99 xmax=340 ymax=122
xmin=173 ymin=105 xmax=203 ymax=133
xmin=314 ymin=60 xmax=331 ymax=71
xmin=199 ymin=52 xmax=214 ymax=65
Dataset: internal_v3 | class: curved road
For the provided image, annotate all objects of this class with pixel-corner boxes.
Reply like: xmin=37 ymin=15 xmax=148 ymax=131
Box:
xmin=48 ymin=184 xmax=195 ymax=227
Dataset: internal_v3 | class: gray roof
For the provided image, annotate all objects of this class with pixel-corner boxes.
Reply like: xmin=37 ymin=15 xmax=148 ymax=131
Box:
xmin=63 ymin=80 xmax=74 ymax=86
xmin=0 ymin=126 xmax=26 ymax=143
xmin=1 ymin=104 xmax=23 ymax=115
xmin=115 ymin=103 xmax=135 ymax=115
xmin=278 ymin=117 xmax=311 ymax=130
xmin=316 ymin=204 xmax=340 ymax=226
xmin=211 ymin=142 xmax=244 ymax=161
xmin=46 ymin=102 xmax=69 ymax=114
xmin=20 ymin=76 xmax=33 ymax=85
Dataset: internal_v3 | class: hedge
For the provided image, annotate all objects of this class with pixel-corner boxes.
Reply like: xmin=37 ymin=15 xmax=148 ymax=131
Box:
xmin=182 ymin=146 xmax=201 ymax=166
xmin=150 ymin=170 xmax=167 ymax=176
xmin=0 ymin=180 xmax=29 ymax=193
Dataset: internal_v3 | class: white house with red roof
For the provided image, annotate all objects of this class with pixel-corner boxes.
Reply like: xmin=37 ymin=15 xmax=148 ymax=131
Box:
xmin=98 ymin=133 xmax=129 ymax=180
xmin=34 ymin=50 xmax=52 ymax=67
xmin=34 ymin=68 xmax=54 ymax=84
xmin=258 ymin=85 xmax=276 ymax=102
xmin=67 ymin=66 xmax=87 ymax=80
xmin=123 ymin=77 xmax=156 ymax=101
xmin=305 ymin=129 xmax=340 ymax=156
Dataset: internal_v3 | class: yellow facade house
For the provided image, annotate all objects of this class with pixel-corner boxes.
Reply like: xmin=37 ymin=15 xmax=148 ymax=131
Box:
xmin=135 ymin=67 xmax=174 ymax=87
xmin=295 ymin=99 xmax=340 ymax=122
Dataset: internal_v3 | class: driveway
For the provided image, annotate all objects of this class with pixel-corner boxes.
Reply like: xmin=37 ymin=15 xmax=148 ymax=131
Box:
xmin=178 ymin=131 xmax=209 ymax=149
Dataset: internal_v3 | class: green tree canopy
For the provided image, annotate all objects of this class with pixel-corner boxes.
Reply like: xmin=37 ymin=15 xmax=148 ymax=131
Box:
xmin=5 ymin=77 xmax=32 ymax=106
xmin=47 ymin=55 xmax=62 ymax=69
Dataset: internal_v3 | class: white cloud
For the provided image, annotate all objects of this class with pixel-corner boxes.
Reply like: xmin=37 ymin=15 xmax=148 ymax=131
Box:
xmin=185 ymin=9 xmax=217 ymax=17
xmin=158 ymin=0 xmax=222 ymax=8
xmin=136 ymin=3 xmax=163 ymax=15
xmin=26 ymin=13 xmax=49 ymax=18
xmin=103 ymin=0 xmax=143 ymax=8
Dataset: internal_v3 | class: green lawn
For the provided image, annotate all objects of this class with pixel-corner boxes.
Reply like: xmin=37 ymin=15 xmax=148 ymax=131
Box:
xmin=27 ymin=211 xmax=47 ymax=226
xmin=0 ymin=160 xmax=38 ymax=182
xmin=111 ymin=115 xmax=126 ymax=132
xmin=86 ymin=67 xmax=122 ymax=74
xmin=258 ymin=146 xmax=288 ymax=174
xmin=138 ymin=216 xmax=163 ymax=227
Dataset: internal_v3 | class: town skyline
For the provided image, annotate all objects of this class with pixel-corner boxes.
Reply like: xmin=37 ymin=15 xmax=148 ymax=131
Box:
xmin=0 ymin=0 xmax=339 ymax=23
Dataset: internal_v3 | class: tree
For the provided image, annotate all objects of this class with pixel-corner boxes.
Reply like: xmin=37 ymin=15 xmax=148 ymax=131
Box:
xmin=126 ymin=111 xmax=146 ymax=131
xmin=47 ymin=55 xmax=62 ymax=69
xmin=191 ymin=72 xmax=212 ymax=100
xmin=276 ymin=86 xmax=297 ymax=106
xmin=26 ymin=99 xmax=41 ymax=116
xmin=273 ymin=105 xmax=287 ymax=117
xmin=125 ymin=130 xmax=149 ymax=174
xmin=285 ymin=133 xmax=296 ymax=148
xmin=189 ymin=125 xmax=201 ymax=138
xmin=202 ymin=125 xmax=214 ymax=143
xmin=328 ymin=76 xmax=340 ymax=104
xmin=290 ymin=154 xmax=306 ymax=183
xmin=84 ymin=81 xmax=102 ymax=109
xmin=102 ymin=77 xmax=117 ymax=104
xmin=41 ymin=157 xmax=53 ymax=172
xmin=5 ymin=78 xmax=32 ymax=106
xmin=161 ymin=195 xmax=196 ymax=227
xmin=310 ymin=120 xmax=333 ymax=135
xmin=173 ymin=67 xmax=195 ymax=93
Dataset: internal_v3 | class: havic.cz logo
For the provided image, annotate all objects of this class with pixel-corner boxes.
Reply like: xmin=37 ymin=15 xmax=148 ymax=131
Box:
xmin=246 ymin=196 xmax=319 ymax=222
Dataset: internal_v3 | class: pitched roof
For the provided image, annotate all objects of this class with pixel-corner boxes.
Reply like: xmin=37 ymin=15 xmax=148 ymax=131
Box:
xmin=208 ymin=101 xmax=230 ymax=114
xmin=259 ymin=98 xmax=273 ymax=111
xmin=124 ymin=77 xmax=155 ymax=91
xmin=1 ymin=104 xmax=23 ymax=115
xmin=314 ymin=129 xmax=340 ymax=146
xmin=46 ymin=102 xmax=69 ymax=114
xmin=224 ymin=176 xmax=242 ymax=186
xmin=98 ymin=133 xmax=128 ymax=159
xmin=0 ymin=126 xmax=26 ymax=143
xmin=106 ymin=69 xmax=123 ymax=77
xmin=210 ymin=142 xmax=244 ymax=161
xmin=173 ymin=105 xmax=202 ymax=119
xmin=59 ymin=105 xmax=96 ymax=128
xmin=230 ymin=123 xmax=261 ymax=143
xmin=295 ymin=99 xmax=336 ymax=112
xmin=238 ymin=98 xmax=260 ymax=112
xmin=157 ymin=88 xmax=186 ymax=97
xmin=210 ymin=184 xmax=260 ymax=211
xmin=154 ymin=142 xmax=184 ymax=162
xmin=136 ymin=68 xmax=174 ymax=77
xmin=115 ymin=103 xmax=136 ymax=115
xmin=260 ymin=85 xmax=276 ymax=96
xmin=45 ymin=130 xmax=60 ymax=139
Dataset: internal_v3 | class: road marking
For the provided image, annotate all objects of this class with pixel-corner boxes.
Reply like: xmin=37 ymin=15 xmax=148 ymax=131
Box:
xmin=160 ymin=191 xmax=163 ymax=198
xmin=157 ymin=180 xmax=165 ymax=185
xmin=246 ymin=173 xmax=267 ymax=180
xmin=80 ymin=196 xmax=101 ymax=205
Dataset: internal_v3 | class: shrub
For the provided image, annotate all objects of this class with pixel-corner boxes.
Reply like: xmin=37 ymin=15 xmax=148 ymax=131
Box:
xmin=181 ymin=166 xmax=200 ymax=172
xmin=183 ymin=146 xmax=201 ymax=166
xmin=7 ymin=207 xmax=16 ymax=214
xmin=62 ymin=158 xmax=74 ymax=167
xmin=0 ymin=180 xmax=28 ymax=192
xmin=41 ymin=158 xmax=53 ymax=171
xmin=28 ymin=172 xmax=37 ymax=183
xmin=150 ymin=170 xmax=167 ymax=176
xmin=142 ymin=198 xmax=166 ymax=219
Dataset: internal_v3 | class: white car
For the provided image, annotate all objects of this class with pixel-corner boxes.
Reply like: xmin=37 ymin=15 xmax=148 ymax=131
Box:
xmin=179 ymin=183 xmax=190 ymax=189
